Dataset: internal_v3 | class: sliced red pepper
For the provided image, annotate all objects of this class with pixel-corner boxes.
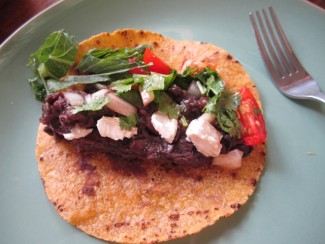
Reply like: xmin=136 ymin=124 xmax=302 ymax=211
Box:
xmin=129 ymin=57 xmax=148 ymax=74
xmin=129 ymin=66 xmax=149 ymax=75
xmin=129 ymin=48 xmax=171 ymax=75
xmin=237 ymin=86 xmax=267 ymax=146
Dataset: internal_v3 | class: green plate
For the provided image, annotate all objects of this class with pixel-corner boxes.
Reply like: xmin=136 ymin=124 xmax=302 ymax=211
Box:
xmin=0 ymin=0 xmax=324 ymax=243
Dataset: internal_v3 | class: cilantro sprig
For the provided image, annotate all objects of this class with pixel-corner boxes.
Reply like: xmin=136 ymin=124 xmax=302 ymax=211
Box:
xmin=154 ymin=91 xmax=180 ymax=119
xmin=109 ymin=70 xmax=177 ymax=94
xmin=119 ymin=114 xmax=138 ymax=130
xmin=190 ymin=67 xmax=242 ymax=137
xmin=71 ymin=95 xmax=110 ymax=114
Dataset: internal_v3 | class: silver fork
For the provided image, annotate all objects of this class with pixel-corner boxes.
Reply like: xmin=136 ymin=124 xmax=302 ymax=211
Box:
xmin=250 ymin=7 xmax=325 ymax=104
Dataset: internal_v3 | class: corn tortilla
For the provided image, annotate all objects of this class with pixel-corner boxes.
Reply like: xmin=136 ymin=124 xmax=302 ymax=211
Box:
xmin=36 ymin=29 xmax=266 ymax=243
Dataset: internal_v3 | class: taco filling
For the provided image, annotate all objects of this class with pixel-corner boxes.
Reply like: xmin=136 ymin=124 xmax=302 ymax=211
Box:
xmin=31 ymin=30 xmax=265 ymax=169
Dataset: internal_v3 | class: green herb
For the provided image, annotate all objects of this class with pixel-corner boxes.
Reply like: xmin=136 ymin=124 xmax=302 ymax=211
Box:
xmin=154 ymin=91 xmax=180 ymax=119
xmin=196 ymin=81 xmax=207 ymax=95
xmin=216 ymin=110 xmax=241 ymax=136
xmin=117 ymin=90 xmax=143 ymax=107
xmin=204 ymin=86 xmax=241 ymax=137
xmin=46 ymin=76 xmax=109 ymax=93
xmin=71 ymin=95 xmax=110 ymax=114
xmin=110 ymin=70 xmax=176 ymax=94
xmin=184 ymin=67 xmax=242 ymax=137
xmin=110 ymin=77 xmax=140 ymax=94
xmin=173 ymin=66 xmax=198 ymax=90
xmin=46 ymin=64 xmax=150 ymax=93
xmin=76 ymin=45 xmax=150 ymax=73
xmin=140 ymin=70 xmax=176 ymax=91
xmin=28 ymin=77 xmax=47 ymax=101
xmin=28 ymin=30 xmax=78 ymax=100
xmin=119 ymin=114 xmax=138 ymax=130
xmin=180 ymin=116 xmax=189 ymax=127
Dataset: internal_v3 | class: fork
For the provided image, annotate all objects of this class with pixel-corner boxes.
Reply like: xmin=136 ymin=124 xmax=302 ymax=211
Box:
xmin=249 ymin=7 xmax=325 ymax=104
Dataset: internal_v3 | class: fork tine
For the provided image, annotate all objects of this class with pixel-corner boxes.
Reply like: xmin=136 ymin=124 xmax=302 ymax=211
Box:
xmin=262 ymin=8 xmax=296 ymax=75
xmin=268 ymin=7 xmax=305 ymax=73
xmin=249 ymin=12 xmax=281 ymax=83
xmin=255 ymin=10 xmax=287 ymax=78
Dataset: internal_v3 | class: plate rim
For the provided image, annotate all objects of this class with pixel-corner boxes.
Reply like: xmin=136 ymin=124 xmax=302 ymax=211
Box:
xmin=0 ymin=0 xmax=65 ymax=50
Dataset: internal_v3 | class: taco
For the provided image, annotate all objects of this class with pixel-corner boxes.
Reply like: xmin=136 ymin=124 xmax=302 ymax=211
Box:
xmin=31 ymin=29 xmax=266 ymax=243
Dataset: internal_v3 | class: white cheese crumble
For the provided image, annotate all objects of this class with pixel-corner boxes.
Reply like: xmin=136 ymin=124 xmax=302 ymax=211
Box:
xmin=85 ymin=89 xmax=137 ymax=116
xmin=139 ymin=86 xmax=155 ymax=107
xmin=63 ymin=92 xmax=85 ymax=106
xmin=63 ymin=127 xmax=93 ymax=140
xmin=185 ymin=117 xmax=222 ymax=157
xmin=97 ymin=116 xmax=137 ymax=140
xmin=212 ymin=149 xmax=243 ymax=169
xmin=151 ymin=111 xmax=178 ymax=144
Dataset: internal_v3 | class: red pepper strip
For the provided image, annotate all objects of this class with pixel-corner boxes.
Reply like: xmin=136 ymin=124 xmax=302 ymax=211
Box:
xmin=129 ymin=48 xmax=172 ymax=75
xmin=237 ymin=86 xmax=267 ymax=146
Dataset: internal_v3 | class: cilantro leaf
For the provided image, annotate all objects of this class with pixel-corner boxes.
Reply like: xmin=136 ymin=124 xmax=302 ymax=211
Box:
xmin=135 ymin=70 xmax=177 ymax=91
xmin=189 ymin=68 xmax=242 ymax=137
xmin=110 ymin=70 xmax=177 ymax=94
xmin=216 ymin=89 xmax=241 ymax=111
xmin=154 ymin=91 xmax=180 ymax=119
xmin=71 ymin=95 xmax=110 ymax=114
xmin=109 ymin=78 xmax=136 ymax=93
xmin=216 ymin=110 xmax=241 ymax=137
xmin=119 ymin=114 xmax=138 ymax=130
xmin=204 ymin=88 xmax=241 ymax=137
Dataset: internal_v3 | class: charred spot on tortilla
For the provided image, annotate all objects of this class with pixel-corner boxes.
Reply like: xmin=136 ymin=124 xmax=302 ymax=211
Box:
xmin=35 ymin=29 xmax=266 ymax=244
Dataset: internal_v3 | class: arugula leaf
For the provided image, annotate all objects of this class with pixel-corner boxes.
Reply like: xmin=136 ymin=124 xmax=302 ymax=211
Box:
xmin=47 ymin=76 xmax=109 ymax=93
xmin=28 ymin=30 xmax=77 ymax=100
xmin=76 ymin=45 xmax=150 ymax=73
xmin=119 ymin=114 xmax=138 ymax=131
xmin=46 ymin=64 xmax=150 ymax=93
xmin=154 ymin=91 xmax=180 ymax=119
xmin=28 ymin=77 xmax=47 ymax=101
xmin=71 ymin=95 xmax=110 ymax=114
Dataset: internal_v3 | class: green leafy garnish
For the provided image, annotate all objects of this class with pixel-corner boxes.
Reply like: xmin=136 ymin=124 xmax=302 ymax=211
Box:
xmin=76 ymin=45 xmax=150 ymax=73
xmin=71 ymin=95 xmax=110 ymax=114
xmin=119 ymin=114 xmax=138 ymax=130
xmin=199 ymin=68 xmax=241 ymax=137
xmin=109 ymin=77 xmax=139 ymax=94
xmin=117 ymin=90 xmax=143 ymax=107
xmin=180 ymin=116 xmax=189 ymax=127
xmin=28 ymin=77 xmax=47 ymax=101
xmin=154 ymin=91 xmax=180 ymax=119
xmin=177 ymin=67 xmax=241 ymax=137
xmin=45 ymin=64 xmax=150 ymax=93
xmin=173 ymin=66 xmax=198 ymax=90
xmin=110 ymin=70 xmax=177 ymax=94
xmin=28 ymin=30 xmax=78 ymax=100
